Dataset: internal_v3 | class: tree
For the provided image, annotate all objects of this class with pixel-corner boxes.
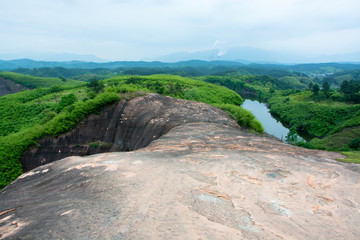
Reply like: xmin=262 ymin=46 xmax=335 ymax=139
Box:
xmin=285 ymin=127 xmax=304 ymax=145
xmin=349 ymin=138 xmax=360 ymax=150
xmin=340 ymin=80 xmax=350 ymax=94
xmin=151 ymin=81 xmax=165 ymax=94
xmin=340 ymin=80 xmax=360 ymax=103
xmin=322 ymin=81 xmax=330 ymax=98
xmin=312 ymin=84 xmax=320 ymax=95
xmin=308 ymin=82 xmax=314 ymax=91
xmin=88 ymin=78 xmax=104 ymax=93
xmin=269 ymin=87 xmax=275 ymax=94
xmin=340 ymin=80 xmax=360 ymax=95
xmin=59 ymin=93 xmax=77 ymax=110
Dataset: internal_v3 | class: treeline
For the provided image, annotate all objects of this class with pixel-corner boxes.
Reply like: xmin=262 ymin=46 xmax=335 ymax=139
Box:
xmin=13 ymin=67 xmax=117 ymax=82
xmin=306 ymin=79 xmax=360 ymax=103
xmin=0 ymin=71 xmax=83 ymax=88
xmin=339 ymin=80 xmax=360 ymax=103
xmin=317 ymin=70 xmax=360 ymax=87
xmin=197 ymin=74 xmax=310 ymax=102
xmin=11 ymin=64 xmax=309 ymax=81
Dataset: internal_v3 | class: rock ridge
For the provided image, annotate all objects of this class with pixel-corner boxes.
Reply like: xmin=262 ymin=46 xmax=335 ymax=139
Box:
xmin=1 ymin=93 xmax=359 ymax=239
xmin=21 ymin=93 xmax=239 ymax=171
xmin=1 ymin=122 xmax=359 ymax=239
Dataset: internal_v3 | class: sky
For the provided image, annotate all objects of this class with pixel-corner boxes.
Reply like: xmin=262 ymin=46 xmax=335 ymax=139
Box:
xmin=1 ymin=0 xmax=360 ymax=61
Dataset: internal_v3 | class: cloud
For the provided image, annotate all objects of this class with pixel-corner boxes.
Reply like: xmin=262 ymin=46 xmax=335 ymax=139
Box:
xmin=212 ymin=40 xmax=228 ymax=57
xmin=0 ymin=0 xmax=359 ymax=60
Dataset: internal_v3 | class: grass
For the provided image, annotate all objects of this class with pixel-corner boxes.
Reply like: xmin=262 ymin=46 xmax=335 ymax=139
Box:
xmin=337 ymin=151 xmax=360 ymax=164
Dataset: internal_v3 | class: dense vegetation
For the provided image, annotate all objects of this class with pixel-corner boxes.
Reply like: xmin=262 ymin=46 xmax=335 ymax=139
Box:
xmin=268 ymin=92 xmax=360 ymax=145
xmin=0 ymin=73 xmax=263 ymax=189
xmin=11 ymin=65 xmax=303 ymax=80
xmin=249 ymin=81 xmax=360 ymax=153
xmin=316 ymin=70 xmax=360 ymax=87
xmin=13 ymin=67 xmax=120 ymax=82
xmin=197 ymin=71 xmax=360 ymax=160
xmin=105 ymin=75 xmax=245 ymax=106
xmin=2 ymin=59 xmax=360 ymax=75
xmin=198 ymin=73 xmax=310 ymax=102
xmin=0 ymin=71 xmax=83 ymax=88
xmin=0 ymin=91 xmax=121 ymax=189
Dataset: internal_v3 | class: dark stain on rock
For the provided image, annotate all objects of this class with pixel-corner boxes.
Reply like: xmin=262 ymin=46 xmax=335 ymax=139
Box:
xmin=0 ymin=77 xmax=30 ymax=97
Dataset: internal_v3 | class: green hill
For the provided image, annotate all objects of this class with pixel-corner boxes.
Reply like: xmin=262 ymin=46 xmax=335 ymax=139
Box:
xmin=0 ymin=71 xmax=84 ymax=89
xmin=0 ymin=74 xmax=263 ymax=189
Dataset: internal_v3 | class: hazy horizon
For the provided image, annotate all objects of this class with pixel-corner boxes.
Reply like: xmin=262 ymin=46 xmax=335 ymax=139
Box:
xmin=1 ymin=0 xmax=360 ymax=62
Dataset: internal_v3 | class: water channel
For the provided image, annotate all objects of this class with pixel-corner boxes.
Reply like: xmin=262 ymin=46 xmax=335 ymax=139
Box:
xmin=242 ymin=99 xmax=290 ymax=141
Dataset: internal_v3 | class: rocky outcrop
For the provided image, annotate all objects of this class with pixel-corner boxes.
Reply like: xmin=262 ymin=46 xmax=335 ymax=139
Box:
xmin=0 ymin=78 xmax=29 ymax=97
xmin=21 ymin=93 xmax=239 ymax=171
xmin=1 ymin=94 xmax=360 ymax=239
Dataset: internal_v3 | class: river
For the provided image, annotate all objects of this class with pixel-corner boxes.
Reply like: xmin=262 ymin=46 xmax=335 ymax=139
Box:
xmin=242 ymin=99 xmax=290 ymax=141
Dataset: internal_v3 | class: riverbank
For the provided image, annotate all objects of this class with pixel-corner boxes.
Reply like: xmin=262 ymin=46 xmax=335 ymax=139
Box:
xmin=242 ymin=99 xmax=289 ymax=140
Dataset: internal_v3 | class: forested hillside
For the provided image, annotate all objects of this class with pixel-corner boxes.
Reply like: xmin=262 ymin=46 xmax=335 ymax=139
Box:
xmin=0 ymin=71 xmax=83 ymax=88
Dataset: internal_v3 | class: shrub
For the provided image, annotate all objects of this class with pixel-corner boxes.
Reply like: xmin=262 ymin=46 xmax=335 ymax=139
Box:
xmin=89 ymin=141 xmax=100 ymax=149
xmin=0 ymin=92 xmax=121 ymax=189
xmin=213 ymin=103 xmax=264 ymax=134
xmin=349 ymin=138 xmax=360 ymax=150
xmin=59 ymin=93 xmax=77 ymax=110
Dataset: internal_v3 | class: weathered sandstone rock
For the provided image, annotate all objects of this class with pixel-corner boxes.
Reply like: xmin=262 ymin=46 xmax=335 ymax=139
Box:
xmin=21 ymin=93 xmax=238 ymax=171
xmin=1 ymin=94 xmax=359 ymax=239
xmin=0 ymin=78 xmax=29 ymax=97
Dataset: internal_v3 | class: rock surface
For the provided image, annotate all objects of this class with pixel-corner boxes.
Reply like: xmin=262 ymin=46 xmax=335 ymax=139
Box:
xmin=1 ymin=95 xmax=360 ymax=239
xmin=21 ymin=93 xmax=238 ymax=171
xmin=0 ymin=78 xmax=29 ymax=97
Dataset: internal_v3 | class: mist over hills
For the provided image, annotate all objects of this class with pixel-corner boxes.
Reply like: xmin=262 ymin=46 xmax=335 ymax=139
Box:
xmin=1 ymin=46 xmax=360 ymax=77
xmin=0 ymin=59 xmax=169 ymax=70
xmin=0 ymin=52 xmax=106 ymax=63
xmin=157 ymin=46 xmax=360 ymax=64
xmin=1 ymin=58 xmax=360 ymax=76
xmin=158 ymin=47 xmax=291 ymax=63
xmin=1 ymin=45 xmax=360 ymax=68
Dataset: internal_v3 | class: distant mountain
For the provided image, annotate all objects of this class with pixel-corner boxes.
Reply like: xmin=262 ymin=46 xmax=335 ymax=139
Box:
xmin=0 ymin=52 xmax=106 ymax=63
xmin=1 ymin=59 xmax=360 ymax=77
xmin=309 ymin=52 xmax=360 ymax=64
xmin=158 ymin=46 xmax=300 ymax=63
xmin=0 ymin=59 xmax=162 ymax=70
xmin=158 ymin=46 xmax=360 ymax=64
xmin=0 ymin=59 xmax=245 ymax=71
